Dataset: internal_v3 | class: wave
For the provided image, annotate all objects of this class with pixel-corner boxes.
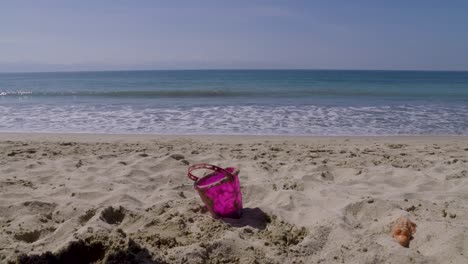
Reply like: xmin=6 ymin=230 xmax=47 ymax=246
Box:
xmin=0 ymin=104 xmax=467 ymax=135
xmin=1 ymin=89 xmax=468 ymax=99
xmin=0 ymin=91 xmax=33 ymax=96
xmin=0 ymin=90 xmax=251 ymax=98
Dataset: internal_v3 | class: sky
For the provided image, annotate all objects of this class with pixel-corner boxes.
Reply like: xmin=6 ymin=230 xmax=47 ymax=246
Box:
xmin=1 ymin=0 xmax=468 ymax=72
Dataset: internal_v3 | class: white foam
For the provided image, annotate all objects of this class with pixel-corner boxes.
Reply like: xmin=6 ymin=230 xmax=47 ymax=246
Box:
xmin=0 ymin=104 xmax=467 ymax=135
xmin=0 ymin=91 xmax=33 ymax=96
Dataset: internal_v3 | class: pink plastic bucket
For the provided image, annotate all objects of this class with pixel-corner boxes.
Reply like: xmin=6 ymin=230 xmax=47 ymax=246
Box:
xmin=188 ymin=164 xmax=243 ymax=218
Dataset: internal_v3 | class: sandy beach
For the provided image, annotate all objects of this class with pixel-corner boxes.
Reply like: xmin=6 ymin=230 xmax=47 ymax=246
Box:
xmin=0 ymin=133 xmax=467 ymax=263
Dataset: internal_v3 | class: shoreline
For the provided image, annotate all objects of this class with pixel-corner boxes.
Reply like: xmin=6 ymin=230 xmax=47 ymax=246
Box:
xmin=1 ymin=131 xmax=467 ymax=143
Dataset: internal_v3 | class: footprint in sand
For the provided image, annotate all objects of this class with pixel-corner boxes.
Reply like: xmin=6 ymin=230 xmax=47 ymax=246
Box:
xmin=14 ymin=230 xmax=42 ymax=243
xmin=14 ymin=227 xmax=56 ymax=243
xmin=79 ymin=208 xmax=97 ymax=224
xmin=446 ymin=170 xmax=468 ymax=180
xmin=22 ymin=201 xmax=57 ymax=214
xmin=170 ymin=154 xmax=185 ymax=160
xmin=125 ymin=169 xmax=150 ymax=178
xmin=320 ymin=170 xmax=334 ymax=181
xmin=343 ymin=199 xmax=398 ymax=228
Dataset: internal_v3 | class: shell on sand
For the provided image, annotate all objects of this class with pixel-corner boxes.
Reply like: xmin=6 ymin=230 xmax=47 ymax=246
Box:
xmin=391 ymin=216 xmax=417 ymax=247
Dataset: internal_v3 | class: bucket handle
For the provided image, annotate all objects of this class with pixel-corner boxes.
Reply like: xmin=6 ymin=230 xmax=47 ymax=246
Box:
xmin=188 ymin=163 xmax=236 ymax=182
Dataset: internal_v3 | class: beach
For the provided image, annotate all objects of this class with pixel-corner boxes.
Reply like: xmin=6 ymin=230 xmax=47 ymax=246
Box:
xmin=2 ymin=0 xmax=468 ymax=263
xmin=1 ymin=133 xmax=467 ymax=263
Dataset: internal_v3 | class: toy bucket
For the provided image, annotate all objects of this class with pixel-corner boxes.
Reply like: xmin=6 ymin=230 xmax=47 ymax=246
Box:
xmin=188 ymin=164 xmax=243 ymax=218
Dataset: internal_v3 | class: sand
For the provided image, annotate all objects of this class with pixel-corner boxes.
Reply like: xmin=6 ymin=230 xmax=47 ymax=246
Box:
xmin=0 ymin=133 xmax=467 ymax=263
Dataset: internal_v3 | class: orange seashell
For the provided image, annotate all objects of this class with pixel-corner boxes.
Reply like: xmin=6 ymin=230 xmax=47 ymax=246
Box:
xmin=391 ymin=216 xmax=417 ymax=247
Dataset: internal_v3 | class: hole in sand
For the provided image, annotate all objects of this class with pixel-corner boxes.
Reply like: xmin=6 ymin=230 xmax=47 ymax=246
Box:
xmin=17 ymin=237 xmax=161 ymax=264
xmin=100 ymin=206 xmax=126 ymax=225
xmin=79 ymin=208 xmax=96 ymax=224
xmin=105 ymin=239 xmax=157 ymax=263
xmin=14 ymin=230 xmax=41 ymax=243
xmin=17 ymin=239 xmax=106 ymax=264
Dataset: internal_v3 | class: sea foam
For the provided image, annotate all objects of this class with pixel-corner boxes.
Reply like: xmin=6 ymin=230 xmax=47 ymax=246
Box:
xmin=0 ymin=104 xmax=466 ymax=135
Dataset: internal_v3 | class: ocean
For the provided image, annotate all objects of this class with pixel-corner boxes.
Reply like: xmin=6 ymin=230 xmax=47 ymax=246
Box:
xmin=0 ymin=70 xmax=467 ymax=135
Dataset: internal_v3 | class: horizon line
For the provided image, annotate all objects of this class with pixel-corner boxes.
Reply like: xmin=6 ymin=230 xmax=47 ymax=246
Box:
xmin=1 ymin=68 xmax=468 ymax=74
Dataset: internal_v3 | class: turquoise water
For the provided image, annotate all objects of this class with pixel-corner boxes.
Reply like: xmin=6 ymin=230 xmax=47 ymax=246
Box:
xmin=0 ymin=70 xmax=467 ymax=135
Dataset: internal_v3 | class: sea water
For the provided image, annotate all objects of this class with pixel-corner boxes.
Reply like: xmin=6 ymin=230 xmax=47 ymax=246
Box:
xmin=0 ymin=70 xmax=467 ymax=135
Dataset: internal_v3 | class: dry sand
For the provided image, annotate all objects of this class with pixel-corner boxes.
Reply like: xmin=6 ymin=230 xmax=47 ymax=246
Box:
xmin=0 ymin=133 xmax=467 ymax=263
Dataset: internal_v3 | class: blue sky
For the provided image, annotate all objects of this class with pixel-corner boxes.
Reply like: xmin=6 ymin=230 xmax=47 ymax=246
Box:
xmin=1 ymin=0 xmax=468 ymax=72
